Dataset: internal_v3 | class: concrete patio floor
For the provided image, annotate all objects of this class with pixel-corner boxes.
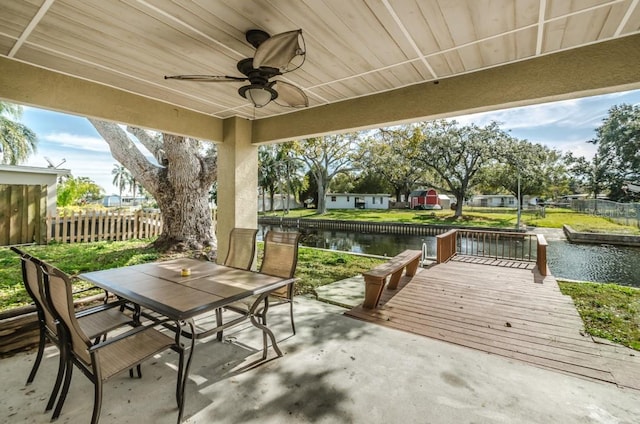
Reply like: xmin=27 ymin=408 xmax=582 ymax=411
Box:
xmin=1 ymin=296 xmax=638 ymax=424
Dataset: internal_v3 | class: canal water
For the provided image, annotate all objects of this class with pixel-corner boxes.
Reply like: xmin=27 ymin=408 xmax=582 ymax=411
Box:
xmin=259 ymin=226 xmax=640 ymax=288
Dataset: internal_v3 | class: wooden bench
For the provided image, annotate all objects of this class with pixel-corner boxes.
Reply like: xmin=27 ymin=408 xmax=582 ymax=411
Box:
xmin=362 ymin=249 xmax=422 ymax=309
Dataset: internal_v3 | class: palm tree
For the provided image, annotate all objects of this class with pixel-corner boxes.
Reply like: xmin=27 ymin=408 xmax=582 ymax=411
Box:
xmin=127 ymin=175 xmax=140 ymax=205
xmin=111 ymin=164 xmax=130 ymax=207
xmin=0 ymin=101 xmax=37 ymax=164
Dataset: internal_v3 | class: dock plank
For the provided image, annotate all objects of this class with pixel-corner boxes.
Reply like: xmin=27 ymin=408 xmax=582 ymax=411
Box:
xmin=345 ymin=260 xmax=640 ymax=390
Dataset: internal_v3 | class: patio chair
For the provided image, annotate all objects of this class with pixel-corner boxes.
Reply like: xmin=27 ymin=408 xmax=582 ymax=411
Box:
xmin=223 ymin=227 xmax=258 ymax=270
xmin=213 ymin=228 xmax=259 ymax=340
xmin=218 ymin=230 xmax=301 ymax=338
xmin=41 ymin=265 xmax=186 ymax=424
xmin=10 ymin=247 xmax=135 ymax=415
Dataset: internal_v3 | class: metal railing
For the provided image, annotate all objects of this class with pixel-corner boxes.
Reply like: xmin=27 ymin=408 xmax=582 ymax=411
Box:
xmin=436 ymin=229 xmax=547 ymax=275
xmin=571 ymin=199 xmax=640 ymax=228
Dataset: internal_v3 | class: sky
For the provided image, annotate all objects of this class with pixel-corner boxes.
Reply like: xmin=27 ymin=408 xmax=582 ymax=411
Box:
xmin=16 ymin=88 xmax=640 ymax=196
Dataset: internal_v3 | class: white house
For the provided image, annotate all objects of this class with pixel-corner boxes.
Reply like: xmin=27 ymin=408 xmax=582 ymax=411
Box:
xmin=469 ymin=194 xmax=517 ymax=208
xmin=0 ymin=164 xmax=70 ymax=216
xmin=325 ymin=193 xmax=390 ymax=210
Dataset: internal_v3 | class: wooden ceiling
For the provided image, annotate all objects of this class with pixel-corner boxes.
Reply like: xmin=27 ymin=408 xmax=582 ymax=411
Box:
xmin=2 ymin=0 xmax=639 ymax=122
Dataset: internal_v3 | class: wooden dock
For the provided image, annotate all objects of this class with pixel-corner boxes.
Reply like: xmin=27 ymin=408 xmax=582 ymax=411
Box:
xmin=346 ymin=257 xmax=640 ymax=390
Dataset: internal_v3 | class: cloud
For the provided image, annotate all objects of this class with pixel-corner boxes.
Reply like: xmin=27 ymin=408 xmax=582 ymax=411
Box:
xmin=452 ymin=89 xmax=640 ymax=132
xmin=41 ymin=132 xmax=111 ymax=153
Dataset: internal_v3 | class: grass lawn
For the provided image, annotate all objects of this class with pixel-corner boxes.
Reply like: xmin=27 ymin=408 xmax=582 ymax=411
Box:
xmin=558 ymin=281 xmax=640 ymax=350
xmin=261 ymin=207 xmax=640 ymax=234
xmin=1 ymin=240 xmax=637 ymax=351
xmin=0 ymin=241 xmax=162 ymax=311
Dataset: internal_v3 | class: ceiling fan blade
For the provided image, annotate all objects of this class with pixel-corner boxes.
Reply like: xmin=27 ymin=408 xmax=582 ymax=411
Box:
xmin=272 ymin=81 xmax=308 ymax=108
xmin=253 ymin=29 xmax=304 ymax=72
xmin=164 ymin=74 xmax=247 ymax=82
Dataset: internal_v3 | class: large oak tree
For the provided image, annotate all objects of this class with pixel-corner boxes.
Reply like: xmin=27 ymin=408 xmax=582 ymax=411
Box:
xmin=293 ymin=133 xmax=362 ymax=214
xmin=89 ymin=120 xmax=217 ymax=252
xmin=360 ymin=125 xmax=429 ymax=202
xmin=589 ymin=104 xmax=640 ymax=201
xmin=416 ymin=120 xmax=508 ymax=217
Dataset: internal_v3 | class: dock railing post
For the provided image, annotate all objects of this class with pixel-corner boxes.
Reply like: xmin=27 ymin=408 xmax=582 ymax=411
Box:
xmin=436 ymin=229 xmax=457 ymax=263
xmin=536 ymin=234 xmax=548 ymax=276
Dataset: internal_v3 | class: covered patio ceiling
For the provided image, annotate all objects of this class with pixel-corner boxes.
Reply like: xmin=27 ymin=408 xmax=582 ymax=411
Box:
xmin=1 ymin=0 xmax=640 ymax=143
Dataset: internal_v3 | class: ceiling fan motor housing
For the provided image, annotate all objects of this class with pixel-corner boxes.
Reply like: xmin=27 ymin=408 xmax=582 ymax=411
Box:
xmin=245 ymin=29 xmax=271 ymax=48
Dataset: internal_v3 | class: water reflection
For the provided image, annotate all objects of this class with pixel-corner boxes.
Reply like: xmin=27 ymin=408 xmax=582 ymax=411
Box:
xmin=259 ymin=226 xmax=640 ymax=287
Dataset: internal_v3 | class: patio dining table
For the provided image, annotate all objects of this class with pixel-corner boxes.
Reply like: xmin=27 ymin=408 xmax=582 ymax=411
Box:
xmin=79 ymin=257 xmax=295 ymax=423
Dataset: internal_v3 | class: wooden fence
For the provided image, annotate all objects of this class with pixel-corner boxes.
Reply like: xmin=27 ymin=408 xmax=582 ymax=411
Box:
xmin=0 ymin=184 xmax=47 ymax=245
xmin=46 ymin=209 xmax=163 ymax=243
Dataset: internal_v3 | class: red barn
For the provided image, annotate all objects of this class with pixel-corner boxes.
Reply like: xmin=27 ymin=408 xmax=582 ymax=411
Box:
xmin=410 ymin=189 xmax=439 ymax=209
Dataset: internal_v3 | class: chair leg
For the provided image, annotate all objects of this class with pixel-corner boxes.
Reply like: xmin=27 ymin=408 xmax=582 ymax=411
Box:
xmin=215 ymin=308 xmax=223 ymax=341
xmin=176 ymin=348 xmax=188 ymax=424
xmin=45 ymin=348 xmax=66 ymax=411
xmin=175 ymin=350 xmax=184 ymax=407
xmin=26 ymin=328 xmax=46 ymax=385
xmin=289 ymin=300 xmax=296 ymax=335
xmin=51 ymin=357 xmax=73 ymax=421
xmin=90 ymin=380 xmax=103 ymax=424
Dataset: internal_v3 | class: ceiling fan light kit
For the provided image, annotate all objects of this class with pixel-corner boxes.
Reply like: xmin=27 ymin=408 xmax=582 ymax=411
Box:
xmin=239 ymin=84 xmax=277 ymax=108
xmin=165 ymin=29 xmax=307 ymax=109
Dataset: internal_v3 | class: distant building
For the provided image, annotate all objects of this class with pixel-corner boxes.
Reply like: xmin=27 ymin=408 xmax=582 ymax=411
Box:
xmin=102 ymin=195 xmax=146 ymax=207
xmin=325 ymin=193 xmax=390 ymax=209
xmin=407 ymin=189 xmax=453 ymax=210
xmin=437 ymin=194 xmax=452 ymax=210
xmin=469 ymin=194 xmax=516 ymax=208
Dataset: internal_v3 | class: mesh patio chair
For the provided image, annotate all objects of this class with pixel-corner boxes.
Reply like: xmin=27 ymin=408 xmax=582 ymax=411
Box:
xmin=218 ymin=230 xmax=301 ymax=339
xmin=223 ymin=227 xmax=258 ymax=270
xmin=214 ymin=228 xmax=258 ymax=340
xmin=10 ymin=247 xmax=135 ymax=415
xmin=255 ymin=230 xmax=302 ymax=333
xmin=41 ymin=265 xmax=186 ymax=424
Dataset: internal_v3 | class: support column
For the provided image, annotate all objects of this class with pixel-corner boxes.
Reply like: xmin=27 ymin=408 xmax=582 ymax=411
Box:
xmin=216 ymin=117 xmax=257 ymax=263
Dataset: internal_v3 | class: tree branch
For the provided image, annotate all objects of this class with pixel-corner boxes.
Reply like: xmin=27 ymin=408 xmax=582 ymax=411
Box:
xmin=89 ymin=119 xmax=162 ymax=193
xmin=126 ymin=126 xmax=167 ymax=165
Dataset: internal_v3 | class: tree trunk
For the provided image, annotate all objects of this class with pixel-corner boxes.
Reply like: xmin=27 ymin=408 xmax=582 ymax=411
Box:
xmin=154 ymin=182 xmax=214 ymax=252
xmin=317 ymin=181 xmax=327 ymax=214
xmin=455 ymin=194 xmax=464 ymax=217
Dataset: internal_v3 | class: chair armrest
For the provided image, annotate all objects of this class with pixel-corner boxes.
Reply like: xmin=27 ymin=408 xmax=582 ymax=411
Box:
xmin=88 ymin=318 xmax=173 ymax=352
xmin=75 ymin=298 xmax=129 ymax=318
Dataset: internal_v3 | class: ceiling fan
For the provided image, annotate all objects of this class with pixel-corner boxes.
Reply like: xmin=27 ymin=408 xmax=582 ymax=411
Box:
xmin=165 ymin=29 xmax=308 ymax=109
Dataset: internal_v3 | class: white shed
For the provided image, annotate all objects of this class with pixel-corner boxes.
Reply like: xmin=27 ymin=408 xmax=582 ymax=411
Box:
xmin=0 ymin=164 xmax=70 ymax=216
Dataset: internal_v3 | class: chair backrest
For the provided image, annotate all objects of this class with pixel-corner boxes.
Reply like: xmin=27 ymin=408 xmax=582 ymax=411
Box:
xmin=259 ymin=231 xmax=301 ymax=298
xmin=11 ymin=247 xmax=58 ymax=336
xmin=42 ymin=266 xmax=93 ymax=366
xmin=224 ymin=228 xmax=258 ymax=270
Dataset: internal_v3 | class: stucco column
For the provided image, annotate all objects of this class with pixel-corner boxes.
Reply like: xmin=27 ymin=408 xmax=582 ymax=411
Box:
xmin=216 ymin=117 xmax=257 ymax=263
